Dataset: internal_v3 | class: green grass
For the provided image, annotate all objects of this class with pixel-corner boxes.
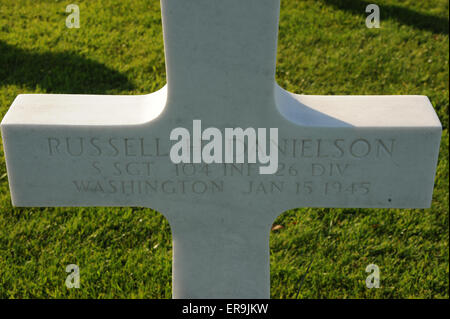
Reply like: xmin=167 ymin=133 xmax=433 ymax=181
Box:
xmin=0 ymin=0 xmax=448 ymax=298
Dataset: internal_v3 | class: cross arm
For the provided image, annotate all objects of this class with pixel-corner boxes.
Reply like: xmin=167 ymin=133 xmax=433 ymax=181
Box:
xmin=0 ymin=84 xmax=442 ymax=211
xmin=0 ymin=87 xmax=168 ymax=207
xmin=266 ymin=85 xmax=442 ymax=212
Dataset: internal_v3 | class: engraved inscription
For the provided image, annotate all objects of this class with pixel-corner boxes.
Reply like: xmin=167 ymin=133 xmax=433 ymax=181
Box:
xmin=43 ymin=136 xmax=397 ymax=197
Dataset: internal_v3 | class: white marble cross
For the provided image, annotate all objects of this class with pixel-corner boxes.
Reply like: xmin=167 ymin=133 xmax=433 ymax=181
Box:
xmin=0 ymin=0 xmax=441 ymax=298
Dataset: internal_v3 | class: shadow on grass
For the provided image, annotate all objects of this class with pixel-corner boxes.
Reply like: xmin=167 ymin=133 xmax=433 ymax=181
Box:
xmin=323 ymin=0 xmax=449 ymax=35
xmin=0 ymin=40 xmax=134 ymax=94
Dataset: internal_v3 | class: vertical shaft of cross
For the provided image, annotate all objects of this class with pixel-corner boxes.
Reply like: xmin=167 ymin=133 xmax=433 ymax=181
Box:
xmin=168 ymin=207 xmax=273 ymax=299
xmin=159 ymin=0 xmax=282 ymax=298
xmin=160 ymin=0 xmax=281 ymax=119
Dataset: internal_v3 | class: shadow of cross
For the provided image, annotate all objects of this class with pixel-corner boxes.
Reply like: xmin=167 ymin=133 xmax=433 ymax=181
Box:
xmin=0 ymin=0 xmax=442 ymax=298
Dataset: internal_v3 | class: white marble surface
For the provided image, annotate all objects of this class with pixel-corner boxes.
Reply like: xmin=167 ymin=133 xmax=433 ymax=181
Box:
xmin=0 ymin=0 xmax=442 ymax=298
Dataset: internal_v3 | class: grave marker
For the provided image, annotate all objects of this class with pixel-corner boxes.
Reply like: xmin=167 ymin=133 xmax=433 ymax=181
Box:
xmin=0 ymin=0 xmax=442 ymax=298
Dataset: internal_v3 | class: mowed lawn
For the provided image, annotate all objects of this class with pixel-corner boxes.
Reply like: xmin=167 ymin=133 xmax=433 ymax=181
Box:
xmin=0 ymin=0 xmax=448 ymax=298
